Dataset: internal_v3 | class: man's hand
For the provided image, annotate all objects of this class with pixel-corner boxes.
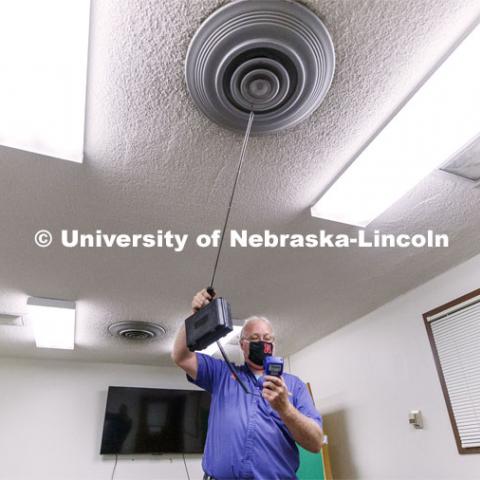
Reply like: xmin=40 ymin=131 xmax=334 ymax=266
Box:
xmin=263 ymin=375 xmax=324 ymax=453
xmin=191 ymin=288 xmax=214 ymax=313
xmin=262 ymin=375 xmax=291 ymax=415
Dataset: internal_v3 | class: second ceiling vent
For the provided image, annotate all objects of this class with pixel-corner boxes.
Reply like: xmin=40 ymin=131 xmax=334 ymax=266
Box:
xmin=108 ymin=321 xmax=166 ymax=341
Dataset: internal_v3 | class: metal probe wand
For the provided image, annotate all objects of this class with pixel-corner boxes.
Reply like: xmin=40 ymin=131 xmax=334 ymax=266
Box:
xmin=208 ymin=111 xmax=255 ymax=293
xmin=206 ymin=112 xmax=255 ymax=394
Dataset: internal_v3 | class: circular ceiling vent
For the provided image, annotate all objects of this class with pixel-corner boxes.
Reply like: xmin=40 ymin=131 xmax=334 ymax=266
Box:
xmin=185 ymin=0 xmax=335 ymax=134
xmin=108 ymin=321 xmax=166 ymax=341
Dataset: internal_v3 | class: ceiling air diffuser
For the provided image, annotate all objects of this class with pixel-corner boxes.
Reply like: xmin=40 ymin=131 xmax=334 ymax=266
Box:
xmin=185 ymin=0 xmax=335 ymax=134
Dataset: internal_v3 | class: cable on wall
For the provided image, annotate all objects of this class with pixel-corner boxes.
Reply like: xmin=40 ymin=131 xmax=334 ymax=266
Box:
xmin=182 ymin=453 xmax=191 ymax=480
xmin=110 ymin=454 xmax=118 ymax=480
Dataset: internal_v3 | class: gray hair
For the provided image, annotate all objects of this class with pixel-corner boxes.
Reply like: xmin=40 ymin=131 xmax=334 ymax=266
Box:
xmin=239 ymin=316 xmax=274 ymax=341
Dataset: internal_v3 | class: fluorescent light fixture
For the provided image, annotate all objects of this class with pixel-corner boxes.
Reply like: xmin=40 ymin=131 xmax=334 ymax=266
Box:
xmin=27 ymin=297 xmax=76 ymax=350
xmin=0 ymin=0 xmax=91 ymax=162
xmin=200 ymin=326 xmax=242 ymax=356
xmin=311 ymin=22 xmax=480 ymax=227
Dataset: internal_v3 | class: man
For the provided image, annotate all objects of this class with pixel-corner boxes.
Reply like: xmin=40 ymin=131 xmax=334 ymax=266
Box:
xmin=172 ymin=289 xmax=324 ymax=480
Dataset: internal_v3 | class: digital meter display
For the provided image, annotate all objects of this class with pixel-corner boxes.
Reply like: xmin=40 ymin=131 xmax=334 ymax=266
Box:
xmin=264 ymin=356 xmax=284 ymax=377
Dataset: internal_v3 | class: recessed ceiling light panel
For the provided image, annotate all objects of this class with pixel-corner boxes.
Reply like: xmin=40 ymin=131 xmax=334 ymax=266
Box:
xmin=27 ymin=297 xmax=76 ymax=350
xmin=311 ymin=21 xmax=480 ymax=227
xmin=0 ymin=0 xmax=91 ymax=162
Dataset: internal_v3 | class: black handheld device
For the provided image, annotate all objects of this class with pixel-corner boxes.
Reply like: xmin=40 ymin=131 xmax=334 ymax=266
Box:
xmin=185 ymin=287 xmax=233 ymax=352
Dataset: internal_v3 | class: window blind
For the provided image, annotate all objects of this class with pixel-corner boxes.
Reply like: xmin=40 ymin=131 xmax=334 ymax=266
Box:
xmin=424 ymin=290 xmax=480 ymax=453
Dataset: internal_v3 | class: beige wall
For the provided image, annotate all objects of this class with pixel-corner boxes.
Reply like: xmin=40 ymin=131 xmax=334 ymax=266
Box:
xmin=290 ymin=252 xmax=480 ymax=479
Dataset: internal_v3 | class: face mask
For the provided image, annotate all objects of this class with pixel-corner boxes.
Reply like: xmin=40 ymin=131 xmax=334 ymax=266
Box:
xmin=248 ymin=341 xmax=273 ymax=367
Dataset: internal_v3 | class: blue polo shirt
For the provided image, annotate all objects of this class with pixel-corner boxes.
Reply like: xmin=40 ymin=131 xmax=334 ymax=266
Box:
xmin=187 ymin=352 xmax=322 ymax=479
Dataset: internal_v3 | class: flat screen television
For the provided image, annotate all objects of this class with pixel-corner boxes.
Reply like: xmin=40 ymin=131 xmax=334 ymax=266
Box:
xmin=100 ymin=386 xmax=211 ymax=454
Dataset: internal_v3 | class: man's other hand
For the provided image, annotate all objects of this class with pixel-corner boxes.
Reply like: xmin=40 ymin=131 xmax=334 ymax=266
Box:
xmin=262 ymin=375 xmax=291 ymax=414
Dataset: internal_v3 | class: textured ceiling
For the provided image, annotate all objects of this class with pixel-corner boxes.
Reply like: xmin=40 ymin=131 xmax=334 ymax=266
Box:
xmin=1 ymin=0 xmax=480 ymax=366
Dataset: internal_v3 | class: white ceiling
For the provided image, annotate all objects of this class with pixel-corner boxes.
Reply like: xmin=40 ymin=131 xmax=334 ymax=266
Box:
xmin=1 ymin=0 xmax=480 ymax=366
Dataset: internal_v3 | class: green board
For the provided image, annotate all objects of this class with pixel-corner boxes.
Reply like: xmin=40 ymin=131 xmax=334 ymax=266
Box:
xmin=297 ymin=445 xmax=325 ymax=480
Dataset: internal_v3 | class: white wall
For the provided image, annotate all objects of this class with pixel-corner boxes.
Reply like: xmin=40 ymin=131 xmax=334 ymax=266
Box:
xmin=0 ymin=358 xmax=204 ymax=480
xmin=289 ymin=252 xmax=480 ymax=479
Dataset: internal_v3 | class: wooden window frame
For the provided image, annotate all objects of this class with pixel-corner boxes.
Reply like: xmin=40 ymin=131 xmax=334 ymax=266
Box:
xmin=423 ymin=287 xmax=480 ymax=454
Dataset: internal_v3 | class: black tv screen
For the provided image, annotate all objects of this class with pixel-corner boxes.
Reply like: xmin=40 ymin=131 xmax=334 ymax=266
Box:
xmin=100 ymin=386 xmax=210 ymax=454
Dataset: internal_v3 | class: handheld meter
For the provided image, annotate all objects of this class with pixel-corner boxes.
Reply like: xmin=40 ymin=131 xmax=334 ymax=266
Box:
xmin=263 ymin=356 xmax=284 ymax=377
